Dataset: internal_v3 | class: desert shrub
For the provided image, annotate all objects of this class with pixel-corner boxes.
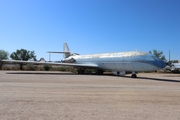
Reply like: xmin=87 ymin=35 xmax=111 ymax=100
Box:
xmin=26 ymin=65 xmax=37 ymax=71
xmin=43 ymin=65 xmax=51 ymax=71
xmin=85 ymin=69 xmax=96 ymax=73
xmin=1 ymin=64 xmax=19 ymax=70
xmin=11 ymin=66 xmax=20 ymax=70
xmin=58 ymin=67 xmax=66 ymax=71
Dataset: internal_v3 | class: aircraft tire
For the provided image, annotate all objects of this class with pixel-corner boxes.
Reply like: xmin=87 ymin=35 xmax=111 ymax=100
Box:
xmin=78 ymin=70 xmax=84 ymax=74
xmin=131 ymin=74 xmax=137 ymax=78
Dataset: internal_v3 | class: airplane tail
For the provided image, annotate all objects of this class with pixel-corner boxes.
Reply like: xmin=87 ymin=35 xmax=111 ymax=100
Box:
xmin=63 ymin=43 xmax=71 ymax=58
xmin=47 ymin=43 xmax=79 ymax=59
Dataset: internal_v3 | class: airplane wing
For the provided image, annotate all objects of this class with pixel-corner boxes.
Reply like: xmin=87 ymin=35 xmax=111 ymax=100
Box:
xmin=1 ymin=60 xmax=98 ymax=68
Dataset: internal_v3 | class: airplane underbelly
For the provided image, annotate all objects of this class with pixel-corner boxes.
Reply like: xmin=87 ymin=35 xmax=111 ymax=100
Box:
xmin=102 ymin=62 xmax=159 ymax=71
xmin=100 ymin=62 xmax=126 ymax=71
xmin=124 ymin=62 xmax=159 ymax=71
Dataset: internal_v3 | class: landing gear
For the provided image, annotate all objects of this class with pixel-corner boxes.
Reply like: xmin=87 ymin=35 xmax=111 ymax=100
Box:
xmin=131 ymin=74 xmax=137 ymax=78
xmin=96 ymin=70 xmax=104 ymax=75
xmin=77 ymin=68 xmax=104 ymax=75
xmin=131 ymin=72 xmax=137 ymax=78
xmin=77 ymin=70 xmax=85 ymax=74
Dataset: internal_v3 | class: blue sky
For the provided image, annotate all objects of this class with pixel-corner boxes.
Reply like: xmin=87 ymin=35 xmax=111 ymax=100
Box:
xmin=0 ymin=0 xmax=179 ymax=61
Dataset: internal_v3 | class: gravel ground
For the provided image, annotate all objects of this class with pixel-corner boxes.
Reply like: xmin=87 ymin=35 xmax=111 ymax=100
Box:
xmin=0 ymin=71 xmax=180 ymax=120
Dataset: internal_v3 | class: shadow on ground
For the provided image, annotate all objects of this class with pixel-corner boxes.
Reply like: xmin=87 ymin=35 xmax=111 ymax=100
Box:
xmin=6 ymin=71 xmax=180 ymax=83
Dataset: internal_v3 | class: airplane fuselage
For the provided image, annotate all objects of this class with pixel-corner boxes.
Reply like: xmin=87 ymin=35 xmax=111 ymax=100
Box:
xmin=66 ymin=51 xmax=166 ymax=72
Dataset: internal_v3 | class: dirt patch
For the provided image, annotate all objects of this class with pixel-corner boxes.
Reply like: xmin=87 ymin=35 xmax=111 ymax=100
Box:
xmin=0 ymin=71 xmax=180 ymax=120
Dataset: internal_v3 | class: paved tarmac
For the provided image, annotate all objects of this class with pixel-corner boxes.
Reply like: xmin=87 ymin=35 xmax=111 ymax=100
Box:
xmin=0 ymin=71 xmax=180 ymax=120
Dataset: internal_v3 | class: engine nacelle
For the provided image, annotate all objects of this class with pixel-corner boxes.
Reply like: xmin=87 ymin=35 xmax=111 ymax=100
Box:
xmin=61 ymin=58 xmax=75 ymax=63
xmin=112 ymin=71 xmax=126 ymax=76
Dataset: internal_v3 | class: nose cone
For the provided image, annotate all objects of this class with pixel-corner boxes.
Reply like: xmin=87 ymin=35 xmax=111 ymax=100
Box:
xmin=157 ymin=60 xmax=166 ymax=68
xmin=150 ymin=55 xmax=166 ymax=69
xmin=152 ymin=57 xmax=166 ymax=69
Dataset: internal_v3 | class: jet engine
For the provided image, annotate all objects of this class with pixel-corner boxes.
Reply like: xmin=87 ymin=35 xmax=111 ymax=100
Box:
xmin=61 ymin=58 xmax=75 ymax=63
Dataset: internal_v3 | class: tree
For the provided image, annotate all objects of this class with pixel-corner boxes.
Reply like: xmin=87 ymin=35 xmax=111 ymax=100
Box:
xmin=10 ymin=49 xmax=37 ymax=70
xmin=149 ymin=49 xmax=166 ymax=61
xmin=0 ymin=50 xmax=9 ymax=69
xmin=0 ymin=50 xmax=9 ymax=61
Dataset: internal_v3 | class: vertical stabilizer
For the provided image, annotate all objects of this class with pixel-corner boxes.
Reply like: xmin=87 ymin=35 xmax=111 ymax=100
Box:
xmin=63 ymin=43 xmax=71 ymax=58
xmin=64 ymin=43 xmax=70 ymax=52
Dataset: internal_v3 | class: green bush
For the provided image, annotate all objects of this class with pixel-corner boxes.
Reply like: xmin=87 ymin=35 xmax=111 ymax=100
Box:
xmin=43 ymin=65 xmax=51 ymax=71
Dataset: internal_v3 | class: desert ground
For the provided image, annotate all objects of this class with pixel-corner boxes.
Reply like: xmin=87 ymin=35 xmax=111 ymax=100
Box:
xmin=0 ymin=71 xmax=180 ymax=120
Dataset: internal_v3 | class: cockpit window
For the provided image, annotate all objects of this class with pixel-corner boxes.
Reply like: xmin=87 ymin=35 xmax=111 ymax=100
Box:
xmin=146 ymin=56 xmax=155 ymax=61
xmin=152 ymin=56 xmax=160 ymax=61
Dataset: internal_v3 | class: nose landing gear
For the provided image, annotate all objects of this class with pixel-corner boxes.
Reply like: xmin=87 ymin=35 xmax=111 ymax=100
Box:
xmin=131 ymin=72 xmax=137 ymax=78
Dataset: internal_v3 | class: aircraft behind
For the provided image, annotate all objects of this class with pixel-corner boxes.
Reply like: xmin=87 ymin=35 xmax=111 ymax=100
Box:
xmin=165 ymin=60 xmax=180 ymax=72
xmin=2 ymin=43 xmax=166 ymax=78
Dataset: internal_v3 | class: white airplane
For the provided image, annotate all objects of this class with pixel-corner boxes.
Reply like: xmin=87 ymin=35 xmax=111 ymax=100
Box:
xmin=165 ymin=61 xmax=180 ymax=72
xmin=2 ymin=43 xmax=166 ymax=78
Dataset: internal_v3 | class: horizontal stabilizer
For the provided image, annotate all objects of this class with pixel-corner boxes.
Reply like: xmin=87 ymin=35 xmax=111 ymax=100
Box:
xmin=47 ymin=51 xmax=70 ymax=54
xmin=47 ymin=43 xmax=79 ymax=58
xmin=47 ymin=51 xmax=79 ymax=55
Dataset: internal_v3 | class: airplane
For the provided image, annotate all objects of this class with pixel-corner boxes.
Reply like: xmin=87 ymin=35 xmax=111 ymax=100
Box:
xmin=164 ymin=49 xmax=180 ymax=73
xmin=164 ymin=63 xmax=180 ymax=72
xmin=2 ymin=43 xmax=166 ymax=78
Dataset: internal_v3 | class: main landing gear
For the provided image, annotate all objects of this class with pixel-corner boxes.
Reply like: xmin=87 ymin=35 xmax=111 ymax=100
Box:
xmin=77 ymin=69 xmax=104 ymax=75
xmin=131 ymin=72 xmax=137 ymax=78
xmin=77 ymin=70 xmax=85 ymax=74
xmin=96 ymin=70 xmax=104 ymax=75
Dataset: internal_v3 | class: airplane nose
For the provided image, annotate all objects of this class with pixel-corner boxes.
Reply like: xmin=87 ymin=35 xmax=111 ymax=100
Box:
xmin=153 ymin=59 xmax=166 ymax=69
xmin=151 ymin=55 xmax=166 ymax=69
xmin=158 ymin=60 xmax=166 ymax=68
